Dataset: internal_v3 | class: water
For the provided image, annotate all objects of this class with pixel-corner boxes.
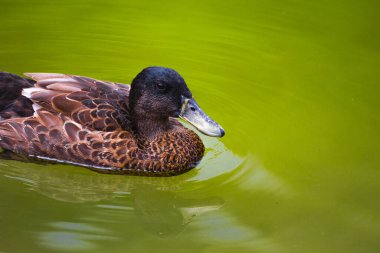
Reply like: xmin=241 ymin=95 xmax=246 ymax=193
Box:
xmin=0 ymin=0 xmax=379 ymax=252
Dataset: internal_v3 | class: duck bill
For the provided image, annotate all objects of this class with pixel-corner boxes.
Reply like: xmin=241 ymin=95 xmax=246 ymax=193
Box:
xmin=179 ymin=96 xmax=225 ymax=137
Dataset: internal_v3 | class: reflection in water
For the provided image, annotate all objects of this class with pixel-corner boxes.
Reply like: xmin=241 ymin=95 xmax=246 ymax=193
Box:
xmin=133 ymin=185 xmax=223 ymax=237
xmin=0 ymin=160 xmax=224 ymax=247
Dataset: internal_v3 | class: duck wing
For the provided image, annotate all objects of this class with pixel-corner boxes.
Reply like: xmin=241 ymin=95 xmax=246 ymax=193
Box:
xmin=22 ymin=73 xmax=131 ymax=132
xmin=0 ymin=108 xmax=135 ymax=170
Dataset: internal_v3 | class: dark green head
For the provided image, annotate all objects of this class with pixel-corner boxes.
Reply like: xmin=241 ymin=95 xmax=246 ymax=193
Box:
xmin=129 ymin=67 xmax=224 ymax=137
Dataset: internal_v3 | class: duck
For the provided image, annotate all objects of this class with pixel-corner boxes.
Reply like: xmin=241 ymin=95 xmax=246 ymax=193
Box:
xmin=0 ymin=67 xmax=224 ymax=176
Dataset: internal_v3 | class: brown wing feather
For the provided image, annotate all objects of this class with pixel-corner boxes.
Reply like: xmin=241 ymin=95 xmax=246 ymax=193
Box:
xmin=0 ymin=109 xmax=127 ymax=168
xmin=22 ymin=73 xmax=131 ymax=132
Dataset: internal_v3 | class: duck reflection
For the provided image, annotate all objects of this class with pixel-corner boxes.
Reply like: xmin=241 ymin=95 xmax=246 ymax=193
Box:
xmin=132 ymin=184 xmax=223 ymax=237
xmin=0 ymin=154 xmax=224 ymax=237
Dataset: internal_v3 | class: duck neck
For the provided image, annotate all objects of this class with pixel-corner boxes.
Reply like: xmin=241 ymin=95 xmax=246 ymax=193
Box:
xmin=131 ymin=113 xmax=171 ymax=140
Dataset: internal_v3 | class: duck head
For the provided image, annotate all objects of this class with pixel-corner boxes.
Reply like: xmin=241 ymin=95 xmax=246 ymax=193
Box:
xmin=129 ymin=67 xmax=224 ymax=137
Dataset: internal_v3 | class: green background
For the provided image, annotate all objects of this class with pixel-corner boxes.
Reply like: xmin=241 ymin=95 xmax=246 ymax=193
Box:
xmin=0 ymin=0 xmax=379 ymax=252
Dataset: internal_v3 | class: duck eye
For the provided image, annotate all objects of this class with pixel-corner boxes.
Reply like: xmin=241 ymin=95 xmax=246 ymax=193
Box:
xmin=156 ymin=82 xmax=166 ymax=91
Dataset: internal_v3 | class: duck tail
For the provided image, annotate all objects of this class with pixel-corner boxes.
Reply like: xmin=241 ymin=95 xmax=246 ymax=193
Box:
xmin=0 ymin=72 xmax=35 ymax=120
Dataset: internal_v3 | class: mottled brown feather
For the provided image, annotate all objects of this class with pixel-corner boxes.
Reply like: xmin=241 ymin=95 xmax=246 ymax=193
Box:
xmin=23 ymin=73 xmax=131 ymax=132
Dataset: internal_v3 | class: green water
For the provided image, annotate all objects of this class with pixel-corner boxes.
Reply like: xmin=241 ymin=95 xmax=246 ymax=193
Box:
xmin=0 ymin=0 xmax=379 ymax=252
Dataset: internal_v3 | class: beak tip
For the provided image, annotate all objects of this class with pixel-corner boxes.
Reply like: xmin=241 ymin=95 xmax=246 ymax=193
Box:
xmin=219 ymin=128 xmax=225 ymax=137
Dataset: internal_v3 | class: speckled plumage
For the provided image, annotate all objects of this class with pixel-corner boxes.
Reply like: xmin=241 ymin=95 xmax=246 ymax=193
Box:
xmin=0 ymin=69 xmax=206 ymax=176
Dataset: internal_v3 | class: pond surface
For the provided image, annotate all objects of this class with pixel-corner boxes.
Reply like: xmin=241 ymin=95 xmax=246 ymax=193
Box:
xmin=0 ymin=0 xmax=379 ymax=252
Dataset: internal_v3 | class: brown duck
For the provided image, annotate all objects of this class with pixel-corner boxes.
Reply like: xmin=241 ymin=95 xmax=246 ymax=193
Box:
xmin=0 ymin=67 xmax=224 ymax=176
